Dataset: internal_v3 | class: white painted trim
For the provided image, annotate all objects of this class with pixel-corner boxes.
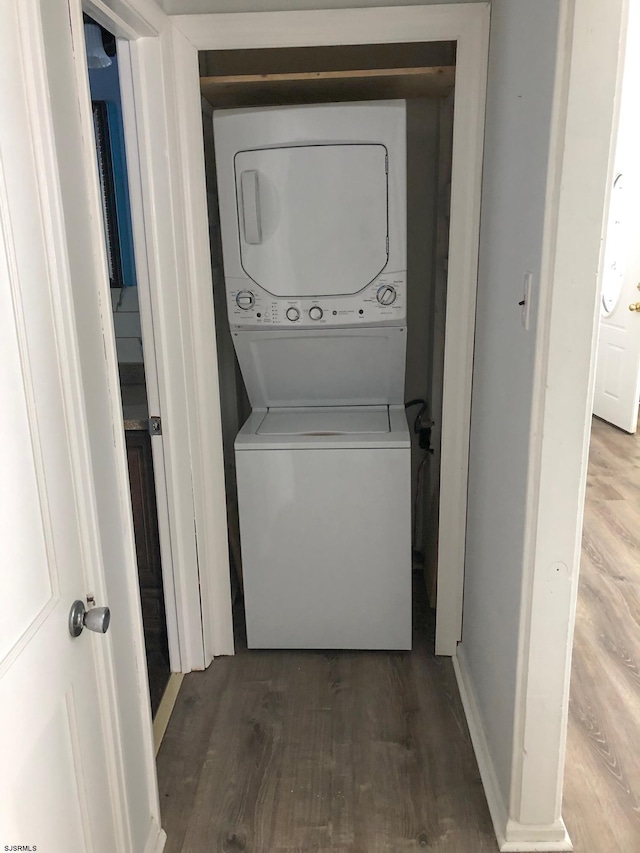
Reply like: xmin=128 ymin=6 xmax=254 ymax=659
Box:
xmin=84 ymin=0 xmax=165 ymax=38
xmin=169 ymin=1 xmax=490 ymax=659
xmin=500 ymin=827 xmax=572 ymax=853
xmin=117 ymin=22 xmax=214 ymax=672
xmin=453 ymin=650 xmax=572 ymax=853
xmin=143 ymin=818 xmax=167 ymax=853
xmin=117 ymin=40 xmax=182 ymax=673
xmin=153 ymin=673 xmax=185 ymax=755
xmin=434 ymin=4 xmax=489 ymax=655
xmin=510 ymin=0 xmax=627 ymax=833
xmin=168 ymin=24 xmax=235 ymax=659
xmin=172 ymin=4 xmax=487 ymax=50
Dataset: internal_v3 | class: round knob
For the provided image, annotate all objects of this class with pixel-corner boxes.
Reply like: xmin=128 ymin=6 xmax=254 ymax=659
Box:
xmin=629 ymin=302 xmax=640 ymax=312
xmin=376 ymin=284 xmax=397 ymax=306
xmin=68 ymin=600 xmax=111 ymax=637
xmin=84 ymin=606 xmax=111 ymax=634
xmin=236 ymin=290 xmax=255 ymax=310
xmin=286 ymin=306 xmax=300 ymax=322
xmin=309 ymin=306 xmax=323 ymax=321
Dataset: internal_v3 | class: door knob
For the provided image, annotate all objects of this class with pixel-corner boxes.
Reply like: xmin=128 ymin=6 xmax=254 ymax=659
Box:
xmin=69 ymin=599 xmax=111 ymax=637
xmin=629 ymin=302 xmax=640 ymax=312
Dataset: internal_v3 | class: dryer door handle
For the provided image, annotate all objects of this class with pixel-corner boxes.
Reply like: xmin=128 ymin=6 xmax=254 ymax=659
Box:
xmin=240 ymin=170 xmax=262 ymax=244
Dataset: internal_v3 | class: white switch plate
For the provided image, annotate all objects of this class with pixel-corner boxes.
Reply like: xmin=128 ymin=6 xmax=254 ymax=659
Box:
xmin=521 ymin=271 xmax=533 ymax=330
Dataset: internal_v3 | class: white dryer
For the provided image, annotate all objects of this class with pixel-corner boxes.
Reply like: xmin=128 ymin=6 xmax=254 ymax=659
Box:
xmin=214 ymin=101 xmax=411 ymax=649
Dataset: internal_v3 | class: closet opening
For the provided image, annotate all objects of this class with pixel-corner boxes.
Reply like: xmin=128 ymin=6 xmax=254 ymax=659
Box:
xmin=198 ymin=42 xmax=456 ymax=651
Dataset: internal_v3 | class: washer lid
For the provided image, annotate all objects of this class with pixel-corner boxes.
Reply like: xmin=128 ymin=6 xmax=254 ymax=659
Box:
xmin=257 ymin=406 xmax=390 ymax=436
xmin=232 ymin=326 xmax=407 ymax=408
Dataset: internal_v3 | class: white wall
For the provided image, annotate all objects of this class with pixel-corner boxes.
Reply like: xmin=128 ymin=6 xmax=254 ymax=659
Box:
xmin=461 ymin=0 xmax=561 ymax=811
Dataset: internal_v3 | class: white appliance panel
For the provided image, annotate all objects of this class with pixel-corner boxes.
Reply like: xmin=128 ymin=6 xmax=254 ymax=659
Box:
xmin=214 ymin=101 xmax=407 ymax=330
xmin=256 ymin=406 xmax=390 ymax=435
xmin=235 ymin=406 xmax=410 ymax=451
xmin=236 ymin=446 xmax=412 ymax=650
xmin=235 ymin=144 xmax=388 ymax=297
xmin=232 ymin=326 xmax=407 ymax=408
xmin=225 ymin=271 xmax=406 ymax=329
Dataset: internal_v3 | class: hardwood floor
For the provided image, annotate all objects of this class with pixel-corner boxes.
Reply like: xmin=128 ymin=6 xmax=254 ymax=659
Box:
xmin=563 ymin=416 xmax=640 ymax=851
xmin=156 ymin=579 xmax=497 ymax=852
xmin=156 ymin=415 xmax=640 ymax=852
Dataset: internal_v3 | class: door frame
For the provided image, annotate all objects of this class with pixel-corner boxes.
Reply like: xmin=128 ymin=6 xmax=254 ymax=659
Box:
xmin=171 ymin=1 xmax=491 ymax=656
xmin=84 ymin=0 xmax=235 ymax=669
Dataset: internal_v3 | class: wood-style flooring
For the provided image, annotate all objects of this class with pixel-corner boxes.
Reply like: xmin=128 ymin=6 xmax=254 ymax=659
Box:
xmin=156 ymin=415 xmax=640 ymax=852
xmin=563 ymin=416 xmax=640 ymax=851
xmin=156 ymin=579 xmax=497 ymax=852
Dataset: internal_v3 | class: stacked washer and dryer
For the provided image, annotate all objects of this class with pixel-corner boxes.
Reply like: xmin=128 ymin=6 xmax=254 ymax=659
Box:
xmin=214 ymin=101 xmax=411 ymax=650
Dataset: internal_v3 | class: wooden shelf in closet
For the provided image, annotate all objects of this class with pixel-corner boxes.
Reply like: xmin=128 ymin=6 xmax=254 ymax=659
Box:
xmin=200 ymin=65 xmax=455 ymax=108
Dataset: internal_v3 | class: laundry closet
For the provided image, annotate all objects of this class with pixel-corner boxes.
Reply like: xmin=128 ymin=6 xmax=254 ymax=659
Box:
xmin=199 ymin=43 xmax=455 ymax=650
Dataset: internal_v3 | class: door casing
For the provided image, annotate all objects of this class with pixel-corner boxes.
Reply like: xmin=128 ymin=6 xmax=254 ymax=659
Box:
xmin=170 ymin=2 xmax=491 ymax=658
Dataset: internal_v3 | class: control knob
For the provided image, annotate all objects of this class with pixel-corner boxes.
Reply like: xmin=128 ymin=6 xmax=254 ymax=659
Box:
xmin=309 ymin=306 xmax=323 ymax=321
xmin=376 ymin=284 xmax=397 ymax=306
xmin=236 ymin=290 xmax=255 ymax=310
xmin=286 ymin=306 xmax=300 ymax=322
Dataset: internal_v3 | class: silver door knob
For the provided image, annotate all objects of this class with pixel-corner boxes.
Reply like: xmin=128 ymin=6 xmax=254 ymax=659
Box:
xmin=69 ymin=600 xmax=111 ymax=638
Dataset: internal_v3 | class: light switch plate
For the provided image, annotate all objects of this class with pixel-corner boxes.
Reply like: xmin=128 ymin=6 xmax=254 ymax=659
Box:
xmin=522 ymin=272 xmax=533 ymax=330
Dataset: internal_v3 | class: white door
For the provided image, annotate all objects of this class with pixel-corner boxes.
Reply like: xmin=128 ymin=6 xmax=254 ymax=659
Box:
xmin=593 ymin=3 xmax=640 ymax=433
xmin=0 ymin=3 xmax=121 ymax=849
xmin=0 ymin=1 xmax=161 ymax=850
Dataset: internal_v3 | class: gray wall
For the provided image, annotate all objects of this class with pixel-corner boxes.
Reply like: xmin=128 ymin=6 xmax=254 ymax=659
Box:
xmin=460 ymin=0 xmax=561 ymax=803
xmin=201 ymin=98 xmax=247 ymax=500
xmin=405 ymin=99 xmax=440 ymax=558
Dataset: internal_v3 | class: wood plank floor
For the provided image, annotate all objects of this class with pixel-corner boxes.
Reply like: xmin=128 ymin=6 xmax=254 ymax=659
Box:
xmin=563 ymin=416 xmax=640 ymax=851
xmin=156 ymin=415 xmax=640 ymax=852
xmin=156 ymin=578 xmax=497 ymax=852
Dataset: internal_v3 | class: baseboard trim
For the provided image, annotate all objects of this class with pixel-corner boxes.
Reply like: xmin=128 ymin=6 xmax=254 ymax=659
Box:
xmin=453 ymin=646 xmax=510 ymax=847
xmin=153 ymin=672 xmax=184 ymax=755
xmin=143 ymin=818 xmax=166 ymax=853
xmin=502 ymin=818 xmax=572 ymax=852
xmin=453 ymin=647 xmax=573 ymax=853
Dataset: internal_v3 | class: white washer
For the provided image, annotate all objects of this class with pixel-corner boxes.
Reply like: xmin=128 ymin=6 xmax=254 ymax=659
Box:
xmin=214 ymin=101 xmax=411 ymax=649
xmin=236 ymin=406 xmax=411 ymax=650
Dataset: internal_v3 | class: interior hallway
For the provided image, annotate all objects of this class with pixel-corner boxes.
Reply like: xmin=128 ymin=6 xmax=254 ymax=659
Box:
xmin=563 ymin=415 xmax=640 ymax=851
xmin=156 ymin=416 xmax=640 ymax=853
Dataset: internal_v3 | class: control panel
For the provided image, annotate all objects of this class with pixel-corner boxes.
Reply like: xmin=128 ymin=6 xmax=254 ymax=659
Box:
xmin=226 ymin=271 xmax=406 ymax=328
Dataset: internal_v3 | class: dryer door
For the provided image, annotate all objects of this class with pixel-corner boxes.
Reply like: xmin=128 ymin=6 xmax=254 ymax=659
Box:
xmin=234 ymin=144 xmax=389 ymax=297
